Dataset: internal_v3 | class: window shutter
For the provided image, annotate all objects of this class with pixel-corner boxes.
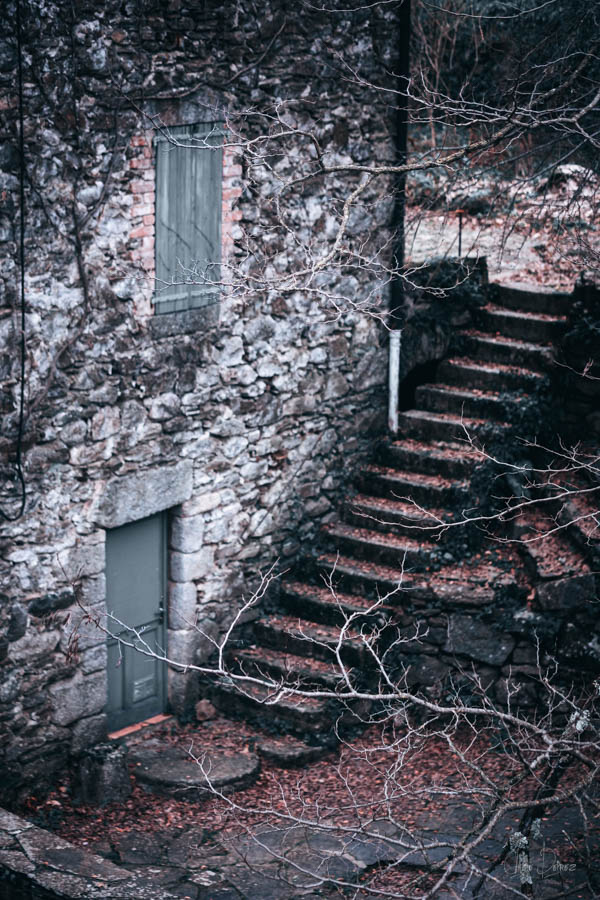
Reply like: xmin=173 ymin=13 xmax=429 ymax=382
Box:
xmin=154 ymin=124 xmax=223 ymax=314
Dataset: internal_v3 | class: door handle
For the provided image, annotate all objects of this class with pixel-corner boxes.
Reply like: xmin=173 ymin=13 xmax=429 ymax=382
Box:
xmin=156 ymin=601 xmax=165 ymax=624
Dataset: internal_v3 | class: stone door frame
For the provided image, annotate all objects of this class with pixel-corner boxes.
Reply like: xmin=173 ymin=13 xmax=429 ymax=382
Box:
xmin=90 ymin=460 xmax=199 ymax=719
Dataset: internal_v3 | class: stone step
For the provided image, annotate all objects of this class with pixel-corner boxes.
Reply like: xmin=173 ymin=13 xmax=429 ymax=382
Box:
xmin=557 ymin=492 xmax=600 ymax=565
xmin=458 ymin=330 xmax=553 ymax=370
xmin=397 ymin=409 xmax=507 ymax=444
xmin=254 ymin=732 xmax=331 ymax=767
xmin=129 ymin=743 xmax=260 ymax=801
xmin=377 ymin=438 xmax=482 ymax=479
xmin=415 ymin=383 xmax=523 ymax=421
xmin=322 ymin=522 xmax=431 ymax=569
xmin=205 ymin=678 xmax=337 ymax=740
xmin=437 ymin=358 xmax=547 ymax=393
xmin=253 ymin=613 xmax=367 ymax=667
xmin=346 ymin=493 xmax=451 ymax=541
xmin=357 ymin=464 xmax=469 ymax=506
xmin=228 ymin=645 xmax=343 ymax=690
xmin=492 ymin=282 xmax=571 ymax=317
xmin=515 ymin=512 xmax=590 ymax=581
xmin=317 ymin=552 xmax=517 ymax=606
xmin=479 ymin=303 xmax=567 ymax=343
xmin=316 ymin=552 xmax=429 ymax=601
xmin=280 ymin=579 xmax=394 ymax=628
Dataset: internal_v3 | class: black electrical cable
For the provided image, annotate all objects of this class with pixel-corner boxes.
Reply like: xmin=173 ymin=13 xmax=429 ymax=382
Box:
xmin=1 ymin=0 xmax=27 ymax=521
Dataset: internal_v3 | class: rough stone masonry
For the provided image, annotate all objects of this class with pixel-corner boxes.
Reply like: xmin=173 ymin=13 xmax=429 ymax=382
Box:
xmin=0 ymin=0 xmax=397 ymax=800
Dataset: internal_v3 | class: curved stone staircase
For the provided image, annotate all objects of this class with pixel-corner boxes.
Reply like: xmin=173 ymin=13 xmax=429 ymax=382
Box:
xmin=202 ymin=282 xmax=599 ymax=762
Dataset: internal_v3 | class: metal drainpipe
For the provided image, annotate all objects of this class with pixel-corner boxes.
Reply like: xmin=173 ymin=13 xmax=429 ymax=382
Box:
xmin=388 ymin=329 xmax=402 ymax=434
xmin=388 ymin=0 xmax=411 ymax=435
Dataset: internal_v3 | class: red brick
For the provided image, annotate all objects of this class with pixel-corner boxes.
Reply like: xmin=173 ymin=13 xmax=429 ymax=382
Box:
xmin=130 ymin=224 xmax=152 ymax=239
xmin=130 ymin=179 xmax=154 ymax=194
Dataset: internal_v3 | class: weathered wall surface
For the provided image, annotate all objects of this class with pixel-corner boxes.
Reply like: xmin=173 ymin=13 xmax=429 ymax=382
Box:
xmin=0 ymin=0 xmax=394 ymax=799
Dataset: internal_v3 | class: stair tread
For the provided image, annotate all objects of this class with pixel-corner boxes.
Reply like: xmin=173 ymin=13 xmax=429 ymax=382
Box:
xmin=282 ymin=579 xmax=393 ymax=612
xmin=318 ymin=552 xmax=415 ymax=587
xmin=319 ymin=552 xmax=521 ymax=592
xmin=386 ymin=437 xmax=483 ymax=461
xmin=257 ymin=613 xmax=366 ymax=646
xmin=442 ymin=357 xmax=546 ymax=379
xmin=234 ymin=646 xmax=342 ymax=682
xmin=361 ymin=464 xmax=467 ymax=490
xmin=324 ymin=522 xmax=428 ymax=552
xmin=483 ymin=302 xmax=567 ymax=324
xmin=211 ymin=679 xmax=329 ymax=710
xmin=459 ymin=329 xmax=553 ymax=351
xmin=519 ymin=512 xmax=590 ymax=579
xmin=400 ymin=408 xmax=508 ymax=428
xmin=418 ymin=383 xmax=524 ymax=402
xmin=350 ymin=493 xmax=449 ymax=523
xmin=492 ymin=280 xmax=569 ymax=298
xmin=560 ymin=492 xmax=600 ymax=541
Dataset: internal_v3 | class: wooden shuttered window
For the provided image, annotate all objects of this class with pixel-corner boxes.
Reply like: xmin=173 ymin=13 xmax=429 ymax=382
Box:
xmin=154 ymin=123 xmax=223 ymax=315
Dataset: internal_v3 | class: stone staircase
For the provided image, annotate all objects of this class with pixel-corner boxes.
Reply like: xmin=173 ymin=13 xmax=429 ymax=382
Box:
xmin=202 ymin=283 xmax=599 ymax=761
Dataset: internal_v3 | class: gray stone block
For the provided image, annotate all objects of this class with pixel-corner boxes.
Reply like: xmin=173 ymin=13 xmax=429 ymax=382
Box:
xmin=49 ymin=671 xmax=106 ymax=727
xmin=71 ymin=743 xmax=131 ymax=806
xmin=170 ymin=513 xmax=205 ymax=553
xmin=168 ymin=580 xmax=198 ymax=629
xmin=92 ymin=460 xmax=193 ymax=528
xmin=70 ymin=713 xmax=108 ymax=752
xmin=58 ymin=536 xmax=105 ymax=580
xmin=170 ymin=546 xmax=214 ymax=582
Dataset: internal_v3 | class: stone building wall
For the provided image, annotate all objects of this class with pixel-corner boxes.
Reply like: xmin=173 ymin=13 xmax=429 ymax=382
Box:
xmin=0 ymin=0 xmax=395 ymax=799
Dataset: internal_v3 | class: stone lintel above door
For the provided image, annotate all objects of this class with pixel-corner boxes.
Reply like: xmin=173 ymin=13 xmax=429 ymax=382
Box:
xmin=91 ymin=460 xmax=193 ymax=529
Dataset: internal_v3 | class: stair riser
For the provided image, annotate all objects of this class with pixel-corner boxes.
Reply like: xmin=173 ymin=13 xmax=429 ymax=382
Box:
xmin=437 ymin=362 xmax=545 ymax=394
xmin=357 ymin=470 xmax=469 ymax=507
xmin=280 ymin=588 xmax=391 ymax=628
xmin=415 ymin=385 xmax=513 ymax=421
xmin=345 ymin=505 xmax=450 ymax=542
xmin=458 ymin=335 xmax=552 ymax=370
xmin=492 ymin=285 xmax=570 ymax=317
xmin=253 ymin=622 xmax=365 ymax=667
xmin=325 ymin=531 xmax=429 ymax=570
xmin=479 ymin=310 xmax=565 ymax=343
xmin=398 ymin=413 xmax=502 ymax=445
xmin=377 ymin=444 xmax=473 ymax=479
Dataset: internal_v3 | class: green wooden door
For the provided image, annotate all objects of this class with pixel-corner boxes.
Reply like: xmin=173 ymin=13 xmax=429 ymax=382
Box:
xmin=106 ymin=512 xmax=167 ymax=731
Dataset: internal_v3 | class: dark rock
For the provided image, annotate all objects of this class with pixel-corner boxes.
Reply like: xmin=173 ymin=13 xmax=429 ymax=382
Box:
xmin=113 ymin=830 xmax=164 ymax=865
xmin=405 ymin=655 xmax=450 ymax=687
xmin=166 ymin=827 xmax=208 ymax=867
xmin=444 ymin=615 xmax=515 ymax=666
xmin=7 ymin=604 xmax=27 ymax=642
xmin=28 ymin=589 xmax=74 ymax=618
xmin=71 ymin=742 xmax=132 ymax=806
xmin=536 ymin=574 xmax=596 ymax=611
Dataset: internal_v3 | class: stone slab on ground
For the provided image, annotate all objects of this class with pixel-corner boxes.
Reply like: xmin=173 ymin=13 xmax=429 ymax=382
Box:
xmin=0 ymin=808 xmax=181 ymax=899
xmin=129 ymin=743 xmax=260 ymax=800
